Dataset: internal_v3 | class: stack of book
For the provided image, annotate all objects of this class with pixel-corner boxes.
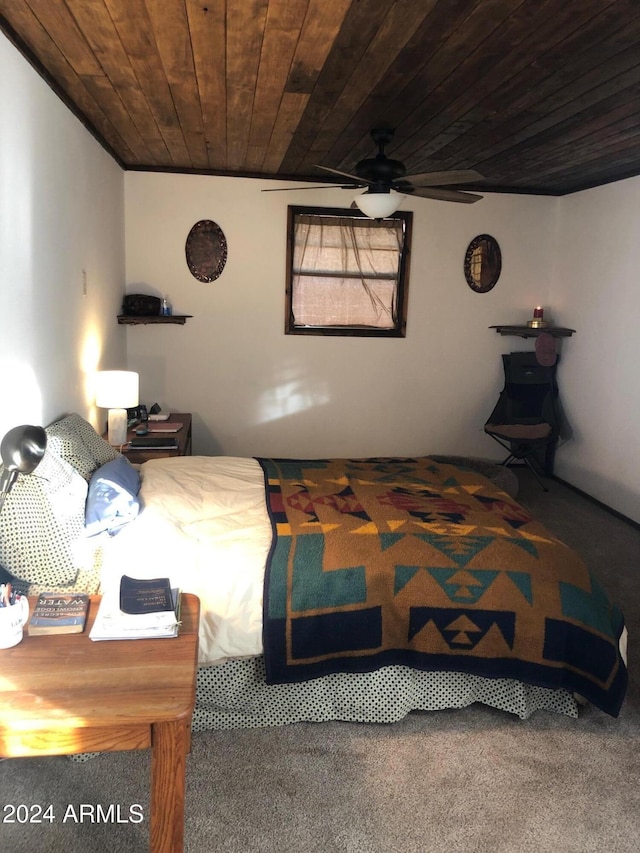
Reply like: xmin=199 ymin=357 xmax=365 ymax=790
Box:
xmin=89 ymin=575 xmax=180 ymax=641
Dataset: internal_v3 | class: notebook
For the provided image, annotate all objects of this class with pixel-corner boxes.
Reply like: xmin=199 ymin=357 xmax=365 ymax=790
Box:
xmin=129 ymin=436 xmax=178 ymax=450
xmin=145 ymin=421 xmax=183 ymax=433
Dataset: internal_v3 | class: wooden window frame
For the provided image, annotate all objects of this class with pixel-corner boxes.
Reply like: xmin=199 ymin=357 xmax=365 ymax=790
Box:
xmin=285 ymin=205 xmax=412 ymax=337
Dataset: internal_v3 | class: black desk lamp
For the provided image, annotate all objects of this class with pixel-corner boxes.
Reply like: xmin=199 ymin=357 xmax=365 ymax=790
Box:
xmin=0 ymin=424 xmax=47 ymax=514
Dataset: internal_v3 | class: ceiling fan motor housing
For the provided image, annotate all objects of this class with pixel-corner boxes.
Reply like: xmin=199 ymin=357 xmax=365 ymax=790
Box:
xmin=355 ymin=127 xmax=405 ymax=187
xmin=356 ymin=155 xmax=406 ymax=185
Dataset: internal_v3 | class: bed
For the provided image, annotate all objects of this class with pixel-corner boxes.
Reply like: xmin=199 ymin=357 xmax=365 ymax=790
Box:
xmin=0 ymin=414 xmax=628 ymax=728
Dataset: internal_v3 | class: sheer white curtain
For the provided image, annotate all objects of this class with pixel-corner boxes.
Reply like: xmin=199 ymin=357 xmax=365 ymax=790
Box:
xmin=292 ymin=215 xmax=403 ymax=329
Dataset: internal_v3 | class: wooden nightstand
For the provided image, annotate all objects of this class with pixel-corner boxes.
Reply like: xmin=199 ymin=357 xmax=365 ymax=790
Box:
xmin=116 ymin=413 xmax=192 ymax=464
xmin=0 ymin=593 xmax=200 ymax=853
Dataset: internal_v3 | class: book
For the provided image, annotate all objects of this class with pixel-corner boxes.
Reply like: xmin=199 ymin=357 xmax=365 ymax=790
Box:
xmin=28 ymin=593 xmax=89 ymax=636
xmin=145 ymin=421 xmax=183 ymax=433
xmin=119 ymin=575 xmax=174 ymax=614
xmin=128 ymin=436 xmax=178 ymax=450
xmin=89 ymin=580 xmax=181 ymax=641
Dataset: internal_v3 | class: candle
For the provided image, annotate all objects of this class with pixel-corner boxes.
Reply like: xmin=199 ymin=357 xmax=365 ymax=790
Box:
xmin=533 ymin=306 xmax=544 ymax=319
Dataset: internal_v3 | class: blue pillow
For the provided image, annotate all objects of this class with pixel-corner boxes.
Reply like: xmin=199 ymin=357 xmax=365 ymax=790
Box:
xmin=85 ymin=455 xmax=141 ymax=536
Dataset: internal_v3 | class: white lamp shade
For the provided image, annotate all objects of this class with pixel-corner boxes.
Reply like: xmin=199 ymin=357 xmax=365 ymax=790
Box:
xmin=354 ymin=190 xmax=404 ymax=219
xmin=95 ymin=371 xmax=139 ymax=445
xmin=95 ymin=371 xmax=139 ymax=409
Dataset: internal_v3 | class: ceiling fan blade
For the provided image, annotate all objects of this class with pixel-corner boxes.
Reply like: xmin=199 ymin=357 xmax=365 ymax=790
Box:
xmin=412 ymin=186 xmax=483 ymax=203
xmin=403 ymin=169 xmax=484 ymax=187
xmin=261 ymin=184 xmax=348 ymax=192
xmin=315 ymin=164 xmax=370 ymax=184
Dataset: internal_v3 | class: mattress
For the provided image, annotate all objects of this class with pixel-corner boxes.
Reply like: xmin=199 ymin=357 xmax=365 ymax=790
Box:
xmin=100 ymin=456 xmax=270 ymax=663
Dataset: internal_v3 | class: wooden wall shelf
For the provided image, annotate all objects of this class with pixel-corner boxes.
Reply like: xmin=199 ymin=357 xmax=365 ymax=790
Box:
xmin=490 ymin=325 xmax=575 ymax=339
xmin=118 ymin=315 xmax=192 ymax=325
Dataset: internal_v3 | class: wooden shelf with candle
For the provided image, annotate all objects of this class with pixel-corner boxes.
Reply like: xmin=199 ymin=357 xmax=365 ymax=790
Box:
xmin=490 ymin=306 xmax=575 ymax=339
xmin=490 ymin=325 xmax=576 ymax=339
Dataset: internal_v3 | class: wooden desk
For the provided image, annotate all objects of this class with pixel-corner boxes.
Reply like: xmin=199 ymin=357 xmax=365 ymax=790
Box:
xmin=119 ymin=413 xmax=192 ymax=464
xmin=0 ymin=593 xmax=200 ymax=853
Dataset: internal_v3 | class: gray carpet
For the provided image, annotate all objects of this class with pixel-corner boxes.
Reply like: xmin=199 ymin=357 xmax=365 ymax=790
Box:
xmin=2 ymin=469 xmax=639 ymax=853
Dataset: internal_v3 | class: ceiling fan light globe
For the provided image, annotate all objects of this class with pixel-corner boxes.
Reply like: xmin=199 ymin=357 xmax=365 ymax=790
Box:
xmin=355 ymin=190 xmax=404 ymax=219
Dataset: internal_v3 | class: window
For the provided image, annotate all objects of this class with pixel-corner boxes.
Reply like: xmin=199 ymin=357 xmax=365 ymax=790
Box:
xmin=285 ymin=206 xmax=412 ymax=337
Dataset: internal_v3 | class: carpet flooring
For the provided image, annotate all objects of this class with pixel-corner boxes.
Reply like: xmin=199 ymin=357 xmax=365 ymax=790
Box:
xmin=1 ymin=469 xmax=639 ymax=853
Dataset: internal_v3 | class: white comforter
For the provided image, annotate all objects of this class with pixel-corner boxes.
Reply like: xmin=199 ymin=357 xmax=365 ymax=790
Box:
xmin=100 ymin=456 xmax=271 ymax=664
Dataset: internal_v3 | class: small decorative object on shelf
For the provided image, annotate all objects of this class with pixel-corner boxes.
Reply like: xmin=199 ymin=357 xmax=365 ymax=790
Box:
xmin=122 ymin=294 xmax=162 ymax=317
xmin=528 ymin=306 xmax=548 ymax=328
xmin=119 ymin=294 xmax=191 ymax=324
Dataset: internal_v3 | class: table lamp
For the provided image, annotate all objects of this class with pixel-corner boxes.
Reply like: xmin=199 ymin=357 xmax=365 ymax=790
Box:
xmin=96 ymin=371 xmax=139 ymax=446
xmin=0 ymin=424 xmax=47 ymax=514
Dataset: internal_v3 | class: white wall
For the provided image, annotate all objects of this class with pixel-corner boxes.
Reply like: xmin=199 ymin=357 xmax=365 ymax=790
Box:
xmin=553 ymin=178 xmax=640 ymax=521
xmin=125 ymin=172 xmax=558 ymax=459
xmin=0 ymin=33 xmax=125 ymax=439
xmin=5 ymin=25 xmax=638 ymax=522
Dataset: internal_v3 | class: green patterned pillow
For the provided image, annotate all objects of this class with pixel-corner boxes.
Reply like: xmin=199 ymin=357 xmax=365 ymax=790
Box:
xmin=0 ymin=446 xmax=88 ymax=586
xmin=46 ymin=413 xmax=119 ymax=480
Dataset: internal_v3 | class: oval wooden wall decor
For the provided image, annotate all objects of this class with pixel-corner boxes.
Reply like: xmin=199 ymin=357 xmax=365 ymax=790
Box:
xmin=464 ymin=234 xmax=502 ymax=293
xmin=185 ymin=220 xmax=227 ymax=282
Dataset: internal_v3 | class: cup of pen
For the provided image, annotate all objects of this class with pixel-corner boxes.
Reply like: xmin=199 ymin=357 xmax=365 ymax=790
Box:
xmin=0 ymin=588 xmax=29 ymax=649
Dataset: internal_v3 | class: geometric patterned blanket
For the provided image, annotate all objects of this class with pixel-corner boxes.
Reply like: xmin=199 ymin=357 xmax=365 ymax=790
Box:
xmin=257 ymin=457 xmax=627 ymax=717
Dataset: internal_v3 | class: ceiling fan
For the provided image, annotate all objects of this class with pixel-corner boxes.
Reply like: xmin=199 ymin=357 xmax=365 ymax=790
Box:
xmin=263 ymin=128 xmax=484 ymax=218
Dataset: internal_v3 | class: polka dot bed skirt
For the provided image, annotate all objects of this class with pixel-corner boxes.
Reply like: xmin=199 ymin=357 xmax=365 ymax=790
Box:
xmin=192 ymin=655 xmax=578 ymax=731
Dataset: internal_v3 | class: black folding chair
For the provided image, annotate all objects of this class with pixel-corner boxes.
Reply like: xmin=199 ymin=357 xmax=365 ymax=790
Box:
xmin=484 ymin=352 xmax=561 ymax=491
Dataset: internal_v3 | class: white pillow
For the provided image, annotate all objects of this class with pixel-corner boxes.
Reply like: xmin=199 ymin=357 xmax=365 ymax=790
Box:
xmin=0 ymin=447 xmax=88 ymax=586
xmin=46 ymin=413 xmax=119 ymax=480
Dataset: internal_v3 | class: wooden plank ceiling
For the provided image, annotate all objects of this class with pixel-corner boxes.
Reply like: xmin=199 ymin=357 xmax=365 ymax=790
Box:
xmin=2 ymin=0 xmax=640 ymax=195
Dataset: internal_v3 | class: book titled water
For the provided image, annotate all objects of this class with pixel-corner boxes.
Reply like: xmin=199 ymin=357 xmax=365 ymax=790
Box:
xmin=28 ymin=593 xmax=89 ymax=636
